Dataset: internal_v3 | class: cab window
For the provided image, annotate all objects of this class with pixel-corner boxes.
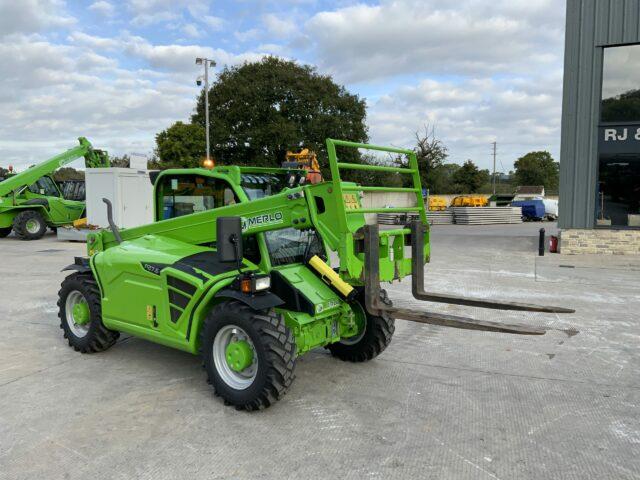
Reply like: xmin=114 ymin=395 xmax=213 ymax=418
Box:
xmin=159 ymin=174 xmax=238 ymax=220
xmin=28 ymin=176 xmax=60 ymax=197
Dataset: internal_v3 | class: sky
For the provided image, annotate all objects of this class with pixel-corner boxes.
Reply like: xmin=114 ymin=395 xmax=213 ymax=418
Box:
xmin=0 ymin=0 xmax=567 ymax=172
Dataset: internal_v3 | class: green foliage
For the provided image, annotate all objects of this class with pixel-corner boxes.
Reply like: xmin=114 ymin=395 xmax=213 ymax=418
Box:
xmin=53 ymin=167 xmax=84 ymax=181
xmin=191 ymin=56 xmax=368 ymax=173
xmin=450 ymin=160 xmax=488 ymax=193
xmin=601 ymin=88 xmax=640 ymax=123
xmin=109 ymin=154 xmax=130 ymax=168
xmin=513 ymin=151 xmax=559 ymax=192
xmin=155 ymin=121 xmax=206 ymax=169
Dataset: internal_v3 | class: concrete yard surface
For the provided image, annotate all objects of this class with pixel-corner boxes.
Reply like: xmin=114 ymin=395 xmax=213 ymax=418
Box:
xmin=0 ymin=223 xmax=639 ymax=479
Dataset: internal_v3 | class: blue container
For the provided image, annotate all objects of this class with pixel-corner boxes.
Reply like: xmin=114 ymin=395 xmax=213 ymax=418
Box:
xmin=511 ymin=200 xmax=545 ymax=220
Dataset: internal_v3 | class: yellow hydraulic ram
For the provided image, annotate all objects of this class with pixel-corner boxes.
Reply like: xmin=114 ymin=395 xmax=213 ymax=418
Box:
xmin=307 ymin=255 xmax=357 ymax=302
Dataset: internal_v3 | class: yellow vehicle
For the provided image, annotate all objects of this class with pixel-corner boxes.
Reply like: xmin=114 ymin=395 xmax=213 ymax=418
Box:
xmin=428 ymin=196 xmax=448 ymax=211
xmin=451 ymin=195 xmax=488 ymax=207
xmin=284 ymin=148 xmax=323 ymax=184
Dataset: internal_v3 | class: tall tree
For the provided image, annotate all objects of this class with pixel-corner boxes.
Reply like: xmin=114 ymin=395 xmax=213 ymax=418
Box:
xmin=410 ymin=125 xmax=449 ymax=193
xmin=190 ymin=56 xmax=367 ymax=171
xmin=451 ymin=160 xmax=486 ymax=193
xmin=109 ymin=154 xmax=131 ymax=168
xmin=53 ymin=167 xmax=84 ymax=181
xmin=513 ymin=151 xmax=559 ymax=191
xmin=155 ymin=121 xmax=206 ymax=168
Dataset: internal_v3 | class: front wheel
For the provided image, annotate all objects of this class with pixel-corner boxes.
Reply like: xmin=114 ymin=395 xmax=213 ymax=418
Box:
xmin=200 ymin=301 xmax=296 ymax=411
xmin=327 ymin=290 xmax=395 ymax=362
xmin=58 ymin=273 xmax=119 ymax=353
xmin=13 ymin=210 xmax=47 ymax=240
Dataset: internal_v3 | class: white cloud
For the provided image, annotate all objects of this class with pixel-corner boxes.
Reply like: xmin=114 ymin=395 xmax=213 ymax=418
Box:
xmin=368 ymin=73 xmax=564 ymax=169
xmin=305 ymin=0 xmax=564 ymax=83
xmin=126 ymin=0 xmax=209 ymax=25
xmin=0 ymin=0 xmax=568 ymax=172
xmin=202 ymin=15 xmax=224 ymax=31
xmin=262 ymin=14 xmax=297 ymax=39
xmin=182 ymin=23 xmax=202 ymax=38
xmin=0 ymin=30 xmax=270 ymax=169
xmin=88 ymin=1 xmax=115 ymax=17
xmin=68 ymin=32 xmax=119 ymax=50
xmin=0 ymin=0 xmax=75 ymax=38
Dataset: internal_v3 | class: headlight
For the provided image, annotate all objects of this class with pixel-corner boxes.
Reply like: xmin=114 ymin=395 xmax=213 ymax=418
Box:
xmin=253 ymin=275 xmax=271 ymax=291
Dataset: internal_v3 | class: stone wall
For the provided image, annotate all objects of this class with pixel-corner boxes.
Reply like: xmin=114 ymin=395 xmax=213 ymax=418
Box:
xmin=560 ymin=229 xmax=640 ymax=255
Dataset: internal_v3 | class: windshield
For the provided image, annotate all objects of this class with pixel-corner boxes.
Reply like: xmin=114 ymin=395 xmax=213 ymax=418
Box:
xmin=28 ymin=176 xmax=60 ymax=197
xmin=264 ymin=228 xmax=324 ymax=266
xmin=241 ymin=174 xmax=289 ymax=200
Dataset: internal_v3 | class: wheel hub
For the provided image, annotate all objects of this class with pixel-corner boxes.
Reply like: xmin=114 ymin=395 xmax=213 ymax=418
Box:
xmin=25 ymin=219 xmax=40 ymax=234
xmin=213 ymin=325 xmax=258 ymax=390
xmin=225 ymin=340 xmax=253 ymax=372
xmin=72 ymin=301 xmax=90 ymax=325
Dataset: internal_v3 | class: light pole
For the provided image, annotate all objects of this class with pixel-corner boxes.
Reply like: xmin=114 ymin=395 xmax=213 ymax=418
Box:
xmin=195 ymin=57 xmax=216 ymax=164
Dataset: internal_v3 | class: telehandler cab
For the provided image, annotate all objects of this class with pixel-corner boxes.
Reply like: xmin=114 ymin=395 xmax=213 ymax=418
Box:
xmin=58 ymin=139 xmax=573 ymax=410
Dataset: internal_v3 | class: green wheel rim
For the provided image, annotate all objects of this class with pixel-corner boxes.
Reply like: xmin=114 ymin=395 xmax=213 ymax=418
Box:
xmin=340 ymin=302 xmax=367 ymax=345
xmin=65 ymin=290 xmax=91 ymax=337
xmin=226 ymin=340 xmax=254 ymax=372
xmin=25 ymin=218 xmax=40 ymax=234
xmin=213 ymin=325 xmax=258 ymax=390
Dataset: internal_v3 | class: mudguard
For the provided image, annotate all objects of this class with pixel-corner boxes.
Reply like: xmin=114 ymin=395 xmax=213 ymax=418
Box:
xmin=61 ymin=257 xmax=92 ymax=273
xmin=214 ymin=288 xmax=284 ymax=311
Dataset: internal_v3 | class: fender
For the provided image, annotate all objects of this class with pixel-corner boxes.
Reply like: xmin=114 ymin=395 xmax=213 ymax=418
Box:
xmin=214 ymin=288 xmax=284 ymax=311
xmin=61 ymin=256 xmax=92 ymax=274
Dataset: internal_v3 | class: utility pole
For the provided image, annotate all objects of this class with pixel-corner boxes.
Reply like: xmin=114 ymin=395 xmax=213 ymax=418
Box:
xmin=195 ymin=57 xmax=216 ymax=163
xmin=491 ymin=141 xmax=497 ymax=194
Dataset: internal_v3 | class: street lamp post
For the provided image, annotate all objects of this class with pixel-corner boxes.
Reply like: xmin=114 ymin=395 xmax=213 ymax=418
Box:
xmin=195 ymin=57 xmax=216 ymax=163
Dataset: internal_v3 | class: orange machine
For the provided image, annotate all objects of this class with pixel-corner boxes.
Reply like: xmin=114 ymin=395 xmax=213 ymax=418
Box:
xmin=283 ymin=148 xmax=323 ymax=184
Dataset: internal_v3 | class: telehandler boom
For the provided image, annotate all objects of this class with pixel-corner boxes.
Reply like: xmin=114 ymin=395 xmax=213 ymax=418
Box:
xmin=0 ymin=137 xmax=109 ymax=240
xmin=57 ymin=139 xmax=573 ymax=410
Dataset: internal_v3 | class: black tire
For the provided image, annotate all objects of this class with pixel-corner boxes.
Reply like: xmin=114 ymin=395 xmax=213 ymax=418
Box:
xmin=57 ymin=272 xmax=119 ymax=353
xmin=200 ymin=301 xmax=296 ymax=411
xmin=13 ymin=210 xmax=47 ymax=240
xmin=327 ymin=289 xmax=395 ymax=362
xmin=0 ymin=227 xmax=11 ymax=238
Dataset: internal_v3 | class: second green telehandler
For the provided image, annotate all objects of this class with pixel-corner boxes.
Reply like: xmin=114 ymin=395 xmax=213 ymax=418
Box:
xmin=0 ymin=138 xmax=109 ymax=240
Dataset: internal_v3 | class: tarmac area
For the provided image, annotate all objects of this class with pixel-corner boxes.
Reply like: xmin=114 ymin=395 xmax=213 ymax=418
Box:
xmin=0 ymin=222 xmax=639 ymax=479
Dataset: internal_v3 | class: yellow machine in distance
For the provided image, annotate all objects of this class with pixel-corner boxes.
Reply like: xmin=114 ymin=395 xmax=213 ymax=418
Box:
xmin=284 ymin=148 xmax=323 ymax=184
xmin=451 ymin=195 xmax=488 ymax=207
xmin=428 ymin=196 xmax=448 ymax=211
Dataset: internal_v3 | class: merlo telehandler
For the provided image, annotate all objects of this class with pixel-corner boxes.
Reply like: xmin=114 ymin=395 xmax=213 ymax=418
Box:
xmin=57 ymin=139 xmax=573 ymax=410
xmin=0 ymin=137 xmax=109 ymax=240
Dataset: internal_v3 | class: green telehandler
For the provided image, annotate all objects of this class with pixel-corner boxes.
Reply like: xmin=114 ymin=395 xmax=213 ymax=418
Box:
xmin=57 ymin=139 xmax=573 ymax=410
xmin=0 ymin=137 xmax=109 ymax=240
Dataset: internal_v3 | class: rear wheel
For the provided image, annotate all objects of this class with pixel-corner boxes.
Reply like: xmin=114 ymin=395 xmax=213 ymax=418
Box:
xmin=327 ymin=290 xmax=395 ymax=362
xmin=13 ymin=210 xmax=47 ymax=240
xmin=0 ymin=227 xmax=11 ymax=238
xmin=58 ymin=273 xmax=119 ymax=353
xmin=200 ymin=301 xmax=296 ymax=411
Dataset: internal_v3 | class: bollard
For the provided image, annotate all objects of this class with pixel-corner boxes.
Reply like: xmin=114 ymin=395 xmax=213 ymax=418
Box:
xmin=538 ymin=228 xmax=545 ymax=256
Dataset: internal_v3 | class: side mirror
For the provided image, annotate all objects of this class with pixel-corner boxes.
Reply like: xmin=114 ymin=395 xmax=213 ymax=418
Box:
xmin=216 ymin=216 xmax=243 ymax=264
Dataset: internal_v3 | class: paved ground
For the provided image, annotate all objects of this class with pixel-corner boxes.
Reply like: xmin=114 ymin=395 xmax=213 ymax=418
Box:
xmin=0 ymin=223 xmax=639 ymax=479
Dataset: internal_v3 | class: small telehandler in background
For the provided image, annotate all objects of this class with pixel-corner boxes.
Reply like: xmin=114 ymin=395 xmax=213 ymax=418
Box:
xmin=0 ymin=138 xmax=109 ymax=240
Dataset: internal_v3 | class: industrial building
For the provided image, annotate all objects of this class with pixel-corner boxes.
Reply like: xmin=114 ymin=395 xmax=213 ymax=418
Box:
xmin=559 ymin=0 xmax=640 ymax=254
